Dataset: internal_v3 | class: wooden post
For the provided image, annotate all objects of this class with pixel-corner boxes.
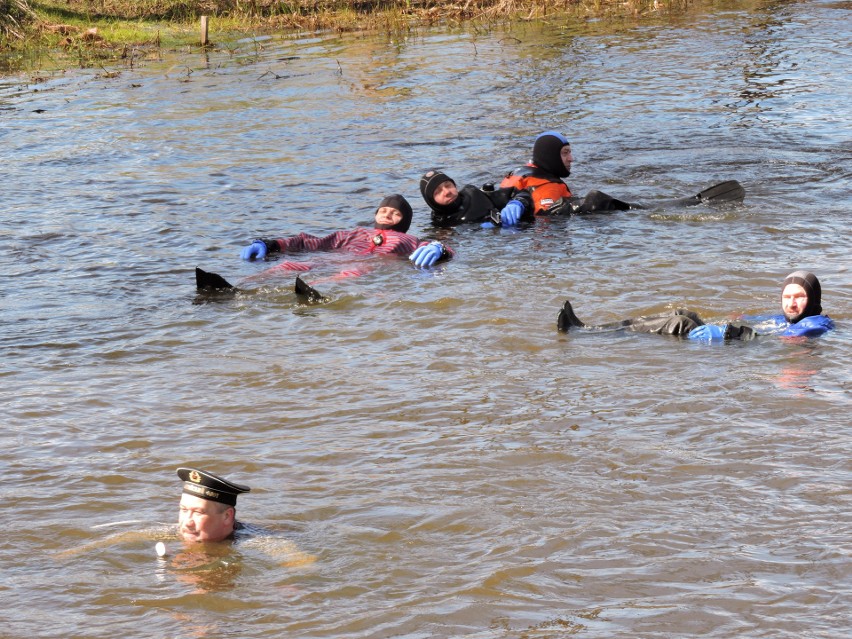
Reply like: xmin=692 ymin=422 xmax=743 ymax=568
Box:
xmin=200 ymin=16 xmax=209 ymax=47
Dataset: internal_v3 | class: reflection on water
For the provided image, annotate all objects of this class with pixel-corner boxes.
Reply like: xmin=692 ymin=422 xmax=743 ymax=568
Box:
xmin=167 ymin=545 xmax=244 ymax=593
xmin=1 ymin=1 xmax=850 ymax=637
xmin=735 ymin=3 xmax=800 ymax=111
xmin=774 ymin=364 xmax=819 ymax=393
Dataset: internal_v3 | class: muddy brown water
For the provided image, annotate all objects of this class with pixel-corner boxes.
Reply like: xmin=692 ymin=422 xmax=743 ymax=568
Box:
xmin=1 ymin=2 xmax=850 ymax=637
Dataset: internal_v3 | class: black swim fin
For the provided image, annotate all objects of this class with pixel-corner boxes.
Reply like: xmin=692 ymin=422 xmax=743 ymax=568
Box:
xmin=557 ymin=299 xmax=589 ymax=332
xmin=294 ymin=276 xmax=328 ymax=303
xmin=196 ymin=267 xmax=237 ymax=291
xmin=696 ymin=180 xmax=745 ymax=203
xmin=666 ymin=180 xmax=745 ymax=207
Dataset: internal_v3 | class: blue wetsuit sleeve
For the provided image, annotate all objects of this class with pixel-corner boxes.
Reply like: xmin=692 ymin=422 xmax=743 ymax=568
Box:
xmin=781 ymin=315 xmax=834 ymax=338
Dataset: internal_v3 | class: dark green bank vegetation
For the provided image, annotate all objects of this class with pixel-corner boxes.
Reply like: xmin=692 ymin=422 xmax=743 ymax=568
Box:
xmin=2 ymin=0 xmax=693 ymax=70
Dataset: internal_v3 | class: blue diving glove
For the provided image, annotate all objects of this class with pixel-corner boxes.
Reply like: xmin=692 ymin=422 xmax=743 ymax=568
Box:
xmin=499 ymin=200 xmax=524 ymax=226
xmin=241 ymin=239 xmax=269 ymax=261
xmin=688 ymin=324 xmax=727 ymax=341
xmin=409 ymin=241 xmax=444 ymax=267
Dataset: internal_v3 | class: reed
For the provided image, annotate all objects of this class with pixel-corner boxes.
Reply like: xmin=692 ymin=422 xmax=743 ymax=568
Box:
xmin=2 ymin=0 xmax=695 ymax=66
xmin=23 ymin=0 xmax=689 ymax=24
xmin=1 ymin=0 xmax=34 ymax=40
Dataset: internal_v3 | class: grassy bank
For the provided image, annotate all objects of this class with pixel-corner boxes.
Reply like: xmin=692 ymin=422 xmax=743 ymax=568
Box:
xmin=2 ymin=0 xmax=691 ymax=69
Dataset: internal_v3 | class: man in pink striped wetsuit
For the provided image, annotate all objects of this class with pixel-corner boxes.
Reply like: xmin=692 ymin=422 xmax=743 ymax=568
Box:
xmin=240 ymin=194 xmax=453 ymax=281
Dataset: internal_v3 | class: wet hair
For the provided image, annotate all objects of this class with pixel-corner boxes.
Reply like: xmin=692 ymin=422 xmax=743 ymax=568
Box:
xmin=781 ymin=270 xmax=822 ymax=322
xmin=419 ymin=170 xmax=459 ymax=214
xmin=374 ymin=194 xmax=413 ymax=233
xmin=532 ymin=131 xmax=571 ymax=178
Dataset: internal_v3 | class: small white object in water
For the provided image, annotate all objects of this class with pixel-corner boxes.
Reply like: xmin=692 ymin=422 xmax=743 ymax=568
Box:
xmin=155 ymin=542 xmax=167 ymax=557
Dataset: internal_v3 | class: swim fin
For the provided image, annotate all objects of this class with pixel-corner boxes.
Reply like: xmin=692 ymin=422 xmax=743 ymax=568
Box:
xmin=294 ymin=276 xmax=328 ymax=303
xmin=665 ymin=180 xmax=745 ymax=207
xmin=196 ymin=267 xmax=237 ymax=291
xmin=557 ymin=299 xmax=589 ymax=332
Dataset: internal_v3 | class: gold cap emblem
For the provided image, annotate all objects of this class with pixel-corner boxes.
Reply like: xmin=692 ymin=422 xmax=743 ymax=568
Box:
xmin=189 ymin=470 xmax=201 ymax=483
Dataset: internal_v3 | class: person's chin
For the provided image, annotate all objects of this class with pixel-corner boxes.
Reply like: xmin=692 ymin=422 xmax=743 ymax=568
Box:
xmin=181 ymin=530 xmax=202 ymax=542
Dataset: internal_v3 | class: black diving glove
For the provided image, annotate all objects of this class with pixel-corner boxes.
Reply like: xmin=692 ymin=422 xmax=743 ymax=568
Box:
xmin=724 ymin=323 xmax=757 ymax=341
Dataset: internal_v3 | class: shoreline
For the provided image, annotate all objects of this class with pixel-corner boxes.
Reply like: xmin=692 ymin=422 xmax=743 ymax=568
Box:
xmin=2 ymin=0 xmax=693 ymax=72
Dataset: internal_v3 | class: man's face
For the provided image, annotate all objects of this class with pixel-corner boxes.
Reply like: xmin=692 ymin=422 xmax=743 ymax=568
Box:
xmin=781 ymin=283 xmax=808 ymax=322
xmin=432 ymin=180 xmax=458 ymax=206
xmin=560 ymin=145 xmax=573 ymax=172
xmin=375 ymin=206 xmax=403 ymax=227
xmin=179 ymin=493 xmax=234 ymax=543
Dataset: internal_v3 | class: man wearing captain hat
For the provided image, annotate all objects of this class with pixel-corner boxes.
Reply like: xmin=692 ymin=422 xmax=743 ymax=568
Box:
xmin=177 ymin=467 xmax=251 ymax=543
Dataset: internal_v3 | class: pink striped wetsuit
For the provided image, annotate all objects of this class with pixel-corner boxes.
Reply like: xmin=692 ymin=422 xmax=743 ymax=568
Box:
xmin=258 ymin=227 xmax=453 ymax=280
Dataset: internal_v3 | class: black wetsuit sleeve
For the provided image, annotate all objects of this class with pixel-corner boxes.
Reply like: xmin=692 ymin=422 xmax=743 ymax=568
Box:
xmin=259 ymin=238 xmax=282 ymax=254
xmin=486 ymin=187 xmax=512 ymax=209
xmin=489 ymin=186 xmax=534 ymax=221
xmin=510 ymin=189 xmax=534 ymax=220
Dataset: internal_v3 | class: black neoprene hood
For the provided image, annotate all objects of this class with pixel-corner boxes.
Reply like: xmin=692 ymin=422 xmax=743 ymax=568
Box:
xmin=782 ymin=270 xmax=822 ymax=322
xmin=374 ymin=194 xmax=413 ymax=233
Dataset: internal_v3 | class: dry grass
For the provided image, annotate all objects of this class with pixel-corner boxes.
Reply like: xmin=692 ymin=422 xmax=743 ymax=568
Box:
xmin=2 ymin=0 xmax=694 ymax=64
xmin=18 ymin=0 xmax=688 ymax=24
xmin=1 ymin=0 xmax=35 ymax=39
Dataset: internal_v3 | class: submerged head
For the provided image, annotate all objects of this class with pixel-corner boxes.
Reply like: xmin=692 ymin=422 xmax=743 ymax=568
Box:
xmin=532 ymin=131 xmax=572 ymax=178
xmin=177 ymin=468 xmax=250 ymax=543
xmin=781 ymin=270 xmax=822 ymax=323
xmin=374 ymin=194 xmax=413 ymax=233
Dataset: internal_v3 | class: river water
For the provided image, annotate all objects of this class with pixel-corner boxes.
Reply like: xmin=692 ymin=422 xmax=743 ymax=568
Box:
xmin=1 ymin=1 xmax=850 ymax=637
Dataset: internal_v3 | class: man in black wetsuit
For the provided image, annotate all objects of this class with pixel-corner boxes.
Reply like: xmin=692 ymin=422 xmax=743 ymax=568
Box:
xmin=419 ymin=170 xmax=534 ymax=227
